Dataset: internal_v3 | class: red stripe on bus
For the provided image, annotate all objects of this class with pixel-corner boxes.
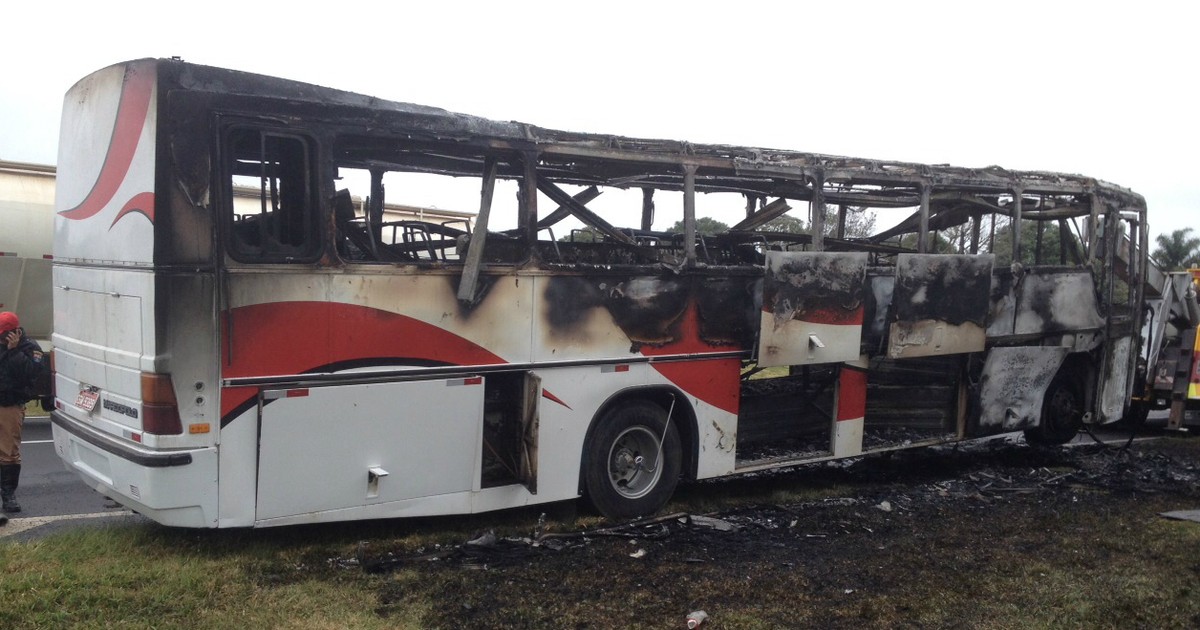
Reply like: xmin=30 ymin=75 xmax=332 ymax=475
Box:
xmin=110 ymin=191 xmax=156 ymax=227
xmin=642 ymin=303 xmax=741 ymax=415
xmin=836 ymin=364 xmax=868 ymax=422
xmin=59 ymin=62 xmax=155 ymax=222
xmin=542 ymin=390 xmax=571 ymax=409
xmin=219 ymin=301 xmax=509 ymax=418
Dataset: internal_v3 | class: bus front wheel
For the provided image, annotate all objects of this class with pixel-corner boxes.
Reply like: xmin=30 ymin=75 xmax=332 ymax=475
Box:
xmin=583 ymin=400 xmax=682 ymax=520
xmin=1025 ymin=375 xmax=1083 ymax=445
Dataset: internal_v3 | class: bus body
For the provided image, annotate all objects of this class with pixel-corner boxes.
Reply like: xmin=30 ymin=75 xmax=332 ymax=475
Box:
xmin=51 ymin=58 xmax=1150 ymax=527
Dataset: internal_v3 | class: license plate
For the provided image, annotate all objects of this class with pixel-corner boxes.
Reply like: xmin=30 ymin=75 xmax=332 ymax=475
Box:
xmin=76 ymin=389 xmax=100 ymax=412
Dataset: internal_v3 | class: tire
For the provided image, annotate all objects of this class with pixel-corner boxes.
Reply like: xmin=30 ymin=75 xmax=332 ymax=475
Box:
xmin=1025 ymin=375 xmax=1083 ymax=445
xmin=583 ymin=400 xmax=682 ymax=520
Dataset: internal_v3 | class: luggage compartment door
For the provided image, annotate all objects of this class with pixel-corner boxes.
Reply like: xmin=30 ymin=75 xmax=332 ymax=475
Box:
xmin=255 ymin=377 xmax=484 ymax=521
xmin=757 ymin=252 xmax=868 ymax=367
xmin=887 ymin=254 xmax=994 ymax=359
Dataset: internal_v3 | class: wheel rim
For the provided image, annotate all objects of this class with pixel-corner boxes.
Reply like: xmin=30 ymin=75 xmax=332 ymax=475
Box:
xmin=606 ymin=426 xmax=663 ymax=500
xmin=1046 ymin=387 xmax=1078 ymax=432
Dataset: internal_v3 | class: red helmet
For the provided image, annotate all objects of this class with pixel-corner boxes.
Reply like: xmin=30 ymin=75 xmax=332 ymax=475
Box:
xmin=0 ymin=311 xmax=19 ymax=336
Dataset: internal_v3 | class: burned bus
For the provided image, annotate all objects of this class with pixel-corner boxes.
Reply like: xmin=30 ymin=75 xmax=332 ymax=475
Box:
xmin=50 ymin=58 xmax=1149 ymax=527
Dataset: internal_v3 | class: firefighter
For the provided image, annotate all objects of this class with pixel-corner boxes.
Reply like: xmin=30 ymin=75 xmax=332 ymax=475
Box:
xmin=0 ymin=311 xmax=46 ymax=515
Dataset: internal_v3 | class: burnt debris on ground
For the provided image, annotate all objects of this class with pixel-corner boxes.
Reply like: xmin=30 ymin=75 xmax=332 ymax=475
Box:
xmin=360 ymin=436 xmax=1200 ymax=575
xmin=348 ymin=436 xmax=1200 ymax=628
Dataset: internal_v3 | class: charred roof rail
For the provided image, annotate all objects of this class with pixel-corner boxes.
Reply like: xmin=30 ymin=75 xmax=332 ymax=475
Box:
xmin=171 ymin=58 xmax=1147 ymax=261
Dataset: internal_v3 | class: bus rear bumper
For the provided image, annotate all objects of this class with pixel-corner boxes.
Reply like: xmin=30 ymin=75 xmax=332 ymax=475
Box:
xmin=50 ymin=411 xmax=218 ymax=528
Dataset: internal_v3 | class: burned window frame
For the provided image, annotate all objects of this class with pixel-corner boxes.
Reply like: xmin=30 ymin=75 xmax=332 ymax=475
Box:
xmin=221 ymin=125 xmax=322 ymax=264
xmin=330 ymin=133 xmax=531 ymax=267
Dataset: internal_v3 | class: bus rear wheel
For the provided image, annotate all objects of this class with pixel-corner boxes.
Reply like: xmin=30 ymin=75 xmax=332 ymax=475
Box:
xmin=1025 ymin=376 xmax=1083 ymax=445
xmin=583 ymin=400 xmax=682 ymax=520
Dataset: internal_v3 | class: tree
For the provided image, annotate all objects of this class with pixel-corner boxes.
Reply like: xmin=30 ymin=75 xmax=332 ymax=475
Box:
xmin=825 ymin=206 xmax=877 ymax=239
xmin=662 ymin=207 xmax=876 ymax=240
xmin=802 ymin=205 xmax=878 ymax=239
xmin=1151 ymin=228 xmax=1200 ymax=271
xmin=753 ymin=206 xmax=878 ymax=238
xmin=759 ymin=214 xmax=807 ymax=234
xmin=667 ymin=217 xmax=730 ymax=235
xmin=987 ymin=217 xmax=1084 ymax=267
xmin=896 ymin=231 xmax=953 ymax=253
xmin=558 ymin=227 xmax=603 ymax=243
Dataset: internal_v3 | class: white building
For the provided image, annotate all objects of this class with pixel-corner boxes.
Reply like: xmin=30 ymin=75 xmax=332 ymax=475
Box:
xmin=0 ymin=160 xmax=55 ymax=342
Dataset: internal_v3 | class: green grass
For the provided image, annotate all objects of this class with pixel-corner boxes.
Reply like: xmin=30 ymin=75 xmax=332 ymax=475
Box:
xmin=0 ymin=504 xmax=600 ymax=629
xmin=0 ymin=525 xmax=399 ymax=629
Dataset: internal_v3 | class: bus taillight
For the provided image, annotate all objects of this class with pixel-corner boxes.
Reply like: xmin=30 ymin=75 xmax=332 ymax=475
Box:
xmin=141 ymin=372 xmax=182 ymax=435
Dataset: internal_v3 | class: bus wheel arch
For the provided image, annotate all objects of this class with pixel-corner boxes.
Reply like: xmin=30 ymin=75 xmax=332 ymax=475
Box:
xmin=580 ymin=388 xmax=694 ymax=520
xmin=1025 ymin=357 xmax=1089 ymax=445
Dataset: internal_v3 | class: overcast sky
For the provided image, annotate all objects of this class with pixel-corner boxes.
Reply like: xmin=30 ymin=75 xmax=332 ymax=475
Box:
xmin=3 ymin=1 xmax=1194 ymax=239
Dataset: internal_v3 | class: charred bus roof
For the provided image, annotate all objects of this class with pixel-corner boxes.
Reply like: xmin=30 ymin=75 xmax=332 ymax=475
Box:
xmin=152 ymin=57 xmax=1145 ymax=220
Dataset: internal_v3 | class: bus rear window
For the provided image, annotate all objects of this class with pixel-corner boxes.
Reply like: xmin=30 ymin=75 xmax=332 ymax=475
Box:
xmin=226 ymin=129 xmax=320 ymax=263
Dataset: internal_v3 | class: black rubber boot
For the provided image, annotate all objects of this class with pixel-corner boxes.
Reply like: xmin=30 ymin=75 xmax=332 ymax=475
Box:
xmin=0 ymin=464 xmax=20 ymax=513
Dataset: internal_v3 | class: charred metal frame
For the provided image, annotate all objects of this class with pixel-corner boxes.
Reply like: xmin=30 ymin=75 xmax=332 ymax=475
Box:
xmin=164 ymin=59 xmax=1149 ymax=452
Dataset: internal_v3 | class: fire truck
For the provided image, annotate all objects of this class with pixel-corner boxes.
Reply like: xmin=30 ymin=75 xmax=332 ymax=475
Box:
xmin=1130 ymin=267 xmax=1200 ymax=430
